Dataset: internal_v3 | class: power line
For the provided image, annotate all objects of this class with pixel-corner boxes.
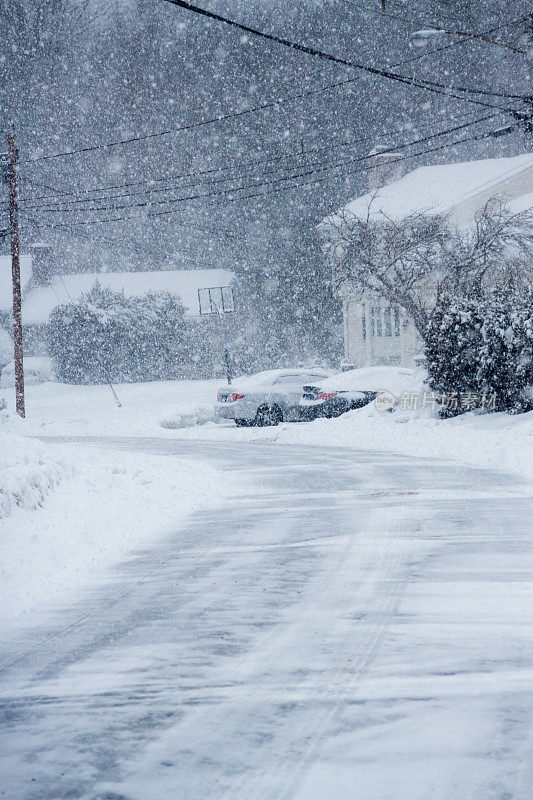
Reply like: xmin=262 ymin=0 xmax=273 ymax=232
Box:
xmin=333 ymin=0 xmax=526 ymax=54
xmin=16 ymin=109 xmax=485 ymax=212
xmin=200 ymin=124 xmax=526 ymax=210
xmin=6 ymin=107 xmax=483 ymax=222
xmin=24 ymin=117 xmax=513 ymax=230
xmin=18 ymin=113 xmax=501 ymax=216
xmin=15 ymin=9 xmax=526 ymax=169
xmin=160 ymin=0 xmax=528 ymax=105
xmin=19 ymin=74 xmax=373 ymax=165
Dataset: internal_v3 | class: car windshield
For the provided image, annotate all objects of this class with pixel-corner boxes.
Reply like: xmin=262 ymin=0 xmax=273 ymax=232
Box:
xmin=272 ymin=375 xmax=301 ymax=385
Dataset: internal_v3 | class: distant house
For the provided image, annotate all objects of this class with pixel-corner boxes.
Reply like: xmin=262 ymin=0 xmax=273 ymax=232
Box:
xmin=322 ymin=152 xmax=533 ymax=368
xmin=1 ymin=238 xmax=236 ymax=366
xmin=21 ymin=266 xmax=235 ymax=356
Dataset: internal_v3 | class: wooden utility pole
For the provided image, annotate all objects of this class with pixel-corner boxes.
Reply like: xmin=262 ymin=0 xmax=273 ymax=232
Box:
xmin=7 ymin=131 xmax=25 ymax=418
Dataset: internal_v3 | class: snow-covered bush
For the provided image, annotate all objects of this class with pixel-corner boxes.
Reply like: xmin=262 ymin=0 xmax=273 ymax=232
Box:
xmin=426 ymin=289 xmax=533 ymax=416
xmin=48 ymin=283 xmax=212 ymax=384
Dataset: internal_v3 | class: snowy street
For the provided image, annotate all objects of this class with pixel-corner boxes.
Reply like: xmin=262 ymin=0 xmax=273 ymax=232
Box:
xmin=1 ymin=2 xmax=532 ymax=798
xmin=1 ymin=437 xmax=531 ymax=800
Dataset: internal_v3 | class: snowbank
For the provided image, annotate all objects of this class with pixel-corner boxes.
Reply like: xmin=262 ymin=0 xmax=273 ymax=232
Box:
xmin=160 ymin=403 xmax=212 ymax=429
xmin=275 ymin=402 xmax=533 ymax=482
xmin=0 ymin=428 xmax=66 ymax=519
xmin=0 ymin=443 xmax=240 ymax=634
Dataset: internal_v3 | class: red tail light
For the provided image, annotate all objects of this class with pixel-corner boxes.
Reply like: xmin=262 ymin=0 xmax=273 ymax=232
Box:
xmin=230 ymin=393 xmax=245 ymax=401
xmin=316 ymin=391 xmax=338 ymax=400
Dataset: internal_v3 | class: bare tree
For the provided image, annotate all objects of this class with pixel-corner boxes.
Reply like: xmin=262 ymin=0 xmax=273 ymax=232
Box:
xmin=324 ymin=195 xmax=533 ymax=338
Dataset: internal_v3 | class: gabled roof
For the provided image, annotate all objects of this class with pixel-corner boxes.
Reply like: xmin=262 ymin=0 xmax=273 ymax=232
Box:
xmin=21 ymin=268 xmax=235 ymax=325
xmin=0 ymin=255 xmax=32 ymax=312
xmin=328 ymin=153 xmax=533 ymax=228
xmin=0 ymin=326 xmax=12 ymax=365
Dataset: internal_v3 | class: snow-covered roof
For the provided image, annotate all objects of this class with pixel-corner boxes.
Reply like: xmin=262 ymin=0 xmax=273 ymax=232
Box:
xmin=0 ymin=255 xmax=33 ymax=312
xmin=328 ymin=153 xmax=533 ymax=228
xmin=508 ymin=191 xmax=533 ymax=215
xmin=21 ymin=268 xmax=235 ymax=325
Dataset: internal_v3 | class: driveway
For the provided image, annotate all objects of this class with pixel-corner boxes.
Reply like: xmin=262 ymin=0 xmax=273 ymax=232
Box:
xmin=0 ymin=438 xmax=531 ymax=800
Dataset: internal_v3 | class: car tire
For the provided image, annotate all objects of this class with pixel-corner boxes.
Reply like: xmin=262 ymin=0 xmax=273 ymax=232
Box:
xmin=254 ymin=404 xmax=283 ymax=427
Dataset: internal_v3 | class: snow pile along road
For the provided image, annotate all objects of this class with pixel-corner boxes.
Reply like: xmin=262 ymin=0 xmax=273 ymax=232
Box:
xmin=0 ymin=442 xmax=240 ymax=634
xmin=277 ymin=398 xmax=533 ymax=482
xmin=160 ymin=402 xmax=213 ymax=429
xmin=0 ymin=426 xmax=67 ymax=519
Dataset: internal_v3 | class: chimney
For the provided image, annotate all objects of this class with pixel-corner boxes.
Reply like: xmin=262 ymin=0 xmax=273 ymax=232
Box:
xmin=30 ymin=243 xmax=53 ymax=286
xmin=366 ymin=146 xmax=404 ymax=192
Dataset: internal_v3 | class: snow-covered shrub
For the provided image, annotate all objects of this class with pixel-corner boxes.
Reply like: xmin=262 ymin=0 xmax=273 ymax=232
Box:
xmin=426 ymin=289 xmax=533 ymax=416
xmin=48 ymin=283 xmax=212 ymax=384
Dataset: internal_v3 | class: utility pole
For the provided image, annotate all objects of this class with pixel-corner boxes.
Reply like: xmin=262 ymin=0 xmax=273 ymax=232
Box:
xmin=7 ymin=131 xmax=25 ymax=418
xmin=524 ymin=11 xmax=533 ymax=151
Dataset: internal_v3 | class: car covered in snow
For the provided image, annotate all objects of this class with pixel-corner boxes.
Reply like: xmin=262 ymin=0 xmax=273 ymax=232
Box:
xmin=215 ymin=367 xmax=333 ymax=426
xmin=299 ymin=366 xmax=422 ymax=420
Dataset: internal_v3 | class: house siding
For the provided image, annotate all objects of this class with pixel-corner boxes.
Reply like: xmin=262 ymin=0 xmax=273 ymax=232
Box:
xmin=344 ymin=298 xmax=422 ymax=367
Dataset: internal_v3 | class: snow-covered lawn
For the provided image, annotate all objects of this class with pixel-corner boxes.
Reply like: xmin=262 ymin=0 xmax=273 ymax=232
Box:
xmin=2 ymin=377 xmax=220 ymax=437
xmin=0 ymin=380 xmax=237 ymax=635
xmin=0 ymin=440 xmax=239 ymax=636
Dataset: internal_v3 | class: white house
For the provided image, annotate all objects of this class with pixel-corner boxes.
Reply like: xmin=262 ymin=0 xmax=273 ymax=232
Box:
xmin=323 ymin=152 xmax=533 ymax=368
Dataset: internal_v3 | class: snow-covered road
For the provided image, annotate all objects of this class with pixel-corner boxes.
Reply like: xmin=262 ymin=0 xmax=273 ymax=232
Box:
xmin=0 ymin=438 xmax=531 ymax=800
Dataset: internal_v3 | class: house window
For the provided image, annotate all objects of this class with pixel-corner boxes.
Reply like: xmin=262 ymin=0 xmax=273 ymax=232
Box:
xmin=367 ymin=304 xmax=401 ymax=338
xmin=384 ymin=306 xmax=392 ymax=337
xmin=375 ymin=306 xmax=382 ymax=337
xmin=394 ymin=305 xmax=400 ymax=337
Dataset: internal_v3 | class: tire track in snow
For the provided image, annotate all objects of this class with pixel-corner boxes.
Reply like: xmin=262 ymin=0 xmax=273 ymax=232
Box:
xmin=218 ymin=499 xmax=413 ymax=800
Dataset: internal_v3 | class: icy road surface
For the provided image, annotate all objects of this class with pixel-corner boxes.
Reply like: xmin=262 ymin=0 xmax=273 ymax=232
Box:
xmin=0 ymin=438 xmax=531 ymax=800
